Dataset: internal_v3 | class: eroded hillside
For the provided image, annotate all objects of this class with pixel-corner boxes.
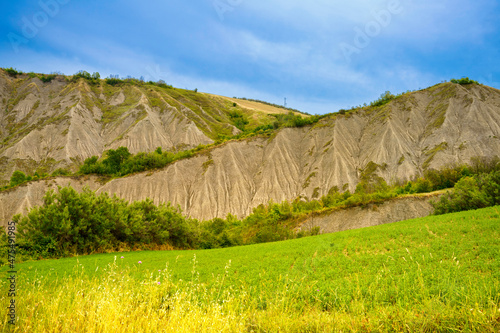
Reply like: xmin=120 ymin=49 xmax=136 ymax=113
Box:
xmin=0 ymin=70 xmax=295 ymax=184
xmin=1 ymin=75 xmax=500 ymax=225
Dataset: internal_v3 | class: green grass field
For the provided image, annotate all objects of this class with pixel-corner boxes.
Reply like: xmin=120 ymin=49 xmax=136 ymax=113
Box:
xmin=1 ymin=207 xmax=500 ymax=332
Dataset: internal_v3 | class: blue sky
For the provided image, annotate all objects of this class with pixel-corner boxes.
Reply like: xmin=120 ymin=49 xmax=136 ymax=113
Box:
xmin=1 ymin=0 xmax=499 ymax=114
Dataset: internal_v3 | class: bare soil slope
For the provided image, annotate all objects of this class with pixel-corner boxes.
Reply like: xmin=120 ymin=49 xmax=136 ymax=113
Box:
xmin=1 ymin=78 xmax=500 ymax=225
xmin=0 ymin=71 xmax=296 ymax=183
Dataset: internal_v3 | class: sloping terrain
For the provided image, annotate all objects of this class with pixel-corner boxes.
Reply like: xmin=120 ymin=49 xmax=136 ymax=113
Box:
xmin=296 ymin=193 xmax=440 ymax=234
xmin=1 ymin=74 xmax=500 ymax=225
xmin=0 ymin=70 xmax=292 ymax=183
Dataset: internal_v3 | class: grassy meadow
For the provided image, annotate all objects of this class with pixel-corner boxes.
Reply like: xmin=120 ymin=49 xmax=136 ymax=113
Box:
xmin=1 ymin=206 xmax=500 ymax=332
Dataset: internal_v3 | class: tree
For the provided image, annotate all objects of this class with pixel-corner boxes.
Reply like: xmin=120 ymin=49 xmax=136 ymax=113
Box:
xmin=10 ymin=170 xmax=27 ymax=187
xmin=103 ymin=147 xmax=132 ymax=174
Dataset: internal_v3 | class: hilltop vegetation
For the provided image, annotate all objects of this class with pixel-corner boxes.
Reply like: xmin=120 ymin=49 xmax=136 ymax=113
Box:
xmin=1 ymin=206 xmax=499 ymax=331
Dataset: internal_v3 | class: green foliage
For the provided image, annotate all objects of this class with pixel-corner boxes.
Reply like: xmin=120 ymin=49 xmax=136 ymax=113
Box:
xmin=103 ymin=147 xmax=132 ymax=174
xmin=51 ymin=168 xmax=71 ymax=177
xmin=79 ymin=146 xmax=204 ymax=177
xmin=149 ymin=80 xmax=173 ymax=89
xmin=423 ymin=164 xmax=471 ymax=190
xmin=270 ymin=112 xmax=321 ymax=128
xmin=105 ymin=77 xmax=124 ymax=86
xmin=450 ymin=77 xmax=479 ymax=85
xmin=4 ymin=67 xmax=23 ymax=77
xmin=199 ymin=217 xmax=242 ymax=249
xmin=228 ymin=110 xmax=249 ymax=130
xmin=370 ymin=91 xmax=396 ymax=107
xmin=432 ymin=170 xmax=500 ymax=214
xmin=39 ymin=74 xmax=57 ymax=83
xmin=10 ymin=170 xmax=28 ymax=187
xmin=355 ymin=162 xmax=389 ymax=194
xmin=14 ymin=186 xmax=199 ymax=258
xmin=79 ymin=156 xmax=100 ymax=174
xmin=71 ymin=70 xmax=101 ymax=84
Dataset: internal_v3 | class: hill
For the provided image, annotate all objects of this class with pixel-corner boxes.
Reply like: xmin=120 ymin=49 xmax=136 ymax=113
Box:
xmin=0 ymin=69 xmax=304 ymax=184
xmin=1 ymin=72 xmax=500 ymax=225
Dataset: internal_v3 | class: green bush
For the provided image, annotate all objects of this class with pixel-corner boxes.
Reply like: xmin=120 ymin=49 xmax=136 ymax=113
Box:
xmin=411 ymin=177 xmax=433 ymax=193
xmin=228 ymin=110 xmax=249 ymax=130
xmin=4 ymin=67 xmax=22 ymax=77
xmin=370 ymin=91 xmax=396 ymax=107
xmin=79 ymin=146 xmax=201 ymax=177
xmin=10 ymin=170 xmax=27 ymax=187
xmin=15 ymin=186 xmax=199 ymax=258
xmin=72 ymin=70 xmax=100 ymax=84
xmin=51 ymin=168 xmax=71 ymax=177
xmin=432 ymin=171 xmax=500 ymax=215
xmin=450 ymin=78 xmax=479 ymax=85
xmin=39 ymin=74 xmax=56 ymax=83
xmin=105 ymin=78 xmax=123 ymax=86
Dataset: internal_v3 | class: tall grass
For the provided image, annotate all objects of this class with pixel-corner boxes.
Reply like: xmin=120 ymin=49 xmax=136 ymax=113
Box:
xmin=1 ymin=207 xmax=500 ymax=332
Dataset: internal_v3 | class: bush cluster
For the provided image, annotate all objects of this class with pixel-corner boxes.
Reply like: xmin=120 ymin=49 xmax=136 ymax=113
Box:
xmin=370 ymin=91 xmax=396 ymax=107
xmin=39 ymin=74 xmax=57 ymax=83
xmin=271 ymin=112 xmax=321 ymax=128
xmin=13 ymin=186 xmax=198 ymax=258
xmin=79 ymin=146 xmax=205 ymax=177
xmin=105 ymin=78 xmax=123 ymax=86
xmin=3 ymin=67 xmax=23 ymax=77
xmin=4 ymin=170 xmax=48 ymax=189
xmin=228 ymin=110 xmax=249 ymax=131
xmin=432 ymin=170 xmax=500 ymax=214
xmin=71 ymin=70 xmax=101 ymax=84
xmin=450 ymin=77 xmax=479 ymax=85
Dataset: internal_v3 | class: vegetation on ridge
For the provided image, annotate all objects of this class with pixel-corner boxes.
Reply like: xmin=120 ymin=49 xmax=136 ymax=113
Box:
xmin=451 ymin=77 xmax=480 ymax=85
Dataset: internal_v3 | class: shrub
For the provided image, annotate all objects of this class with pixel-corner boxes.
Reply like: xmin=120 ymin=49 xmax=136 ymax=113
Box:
xmin=105 ymin=78 xmax=123 ymax=86
xmin=10 ymin=170 xmax=27 ymax=187
xmin=103 ymin=147 xmax=132 ymax=174
xmin=370 ymin=91 xmax=396 ymax=107
xmin=4 ymin=67 xmax=22 ymax=77
xmin=228 ymin=110 xmax=249 ymax=130
xmin=411 ymin=177 xmax=433 ymax=193
xmin=15 ymin=186 xmax=199 ymax=258
xmin=39 ymin=74 xmax=57 ymax=83
xmin=51 ymin=168 xmax=71 ymax=176
xmin=72 ymin=70 xmax=100 ymax=84
xmin=432 ymin=171 xmax=500 ymax=215
xmin=450 ymin=78 xmax=479 ymax=85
